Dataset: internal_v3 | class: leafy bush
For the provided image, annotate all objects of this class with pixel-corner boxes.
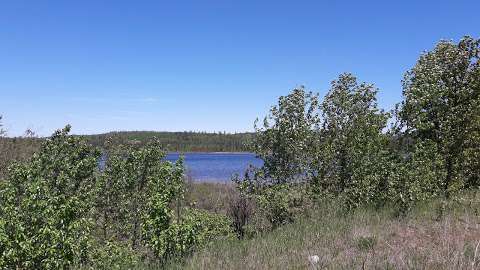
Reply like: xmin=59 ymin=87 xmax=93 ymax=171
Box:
xmin=87 ymin=240 xmax=140 ymax=270
xmin=141 ymin=155 xmax=187 ymax=259
xmin=255 ymin=184 xmax=308 ymax=229
xmin=182 ymin=208 xmax=234 ymax=247
xmin=387 ymin=140 xmax=446 ymax=215
xmin=144 ymin=208 xmax=234 ymax=261
xmin=0 ymin=125 xmax=100 ymax=269
xmin=233 ymin=169 xmax=310 ymax=233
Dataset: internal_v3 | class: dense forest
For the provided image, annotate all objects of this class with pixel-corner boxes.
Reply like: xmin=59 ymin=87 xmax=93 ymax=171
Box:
xmin=84 ymin=131 xmax=252 ymax=152
xmin=0 ymin=36 xmax=479 ymax=269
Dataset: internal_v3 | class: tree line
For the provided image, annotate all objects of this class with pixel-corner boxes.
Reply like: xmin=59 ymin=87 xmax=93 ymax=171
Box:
xmin=85 ymin=131 xmax=252 ymax=152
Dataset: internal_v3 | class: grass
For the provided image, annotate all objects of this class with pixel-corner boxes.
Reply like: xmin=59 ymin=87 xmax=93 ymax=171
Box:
xmin=185 ymin=181 xmax=235 ymax=215
xmin=164 ymin=193 xmax=480 ymax=270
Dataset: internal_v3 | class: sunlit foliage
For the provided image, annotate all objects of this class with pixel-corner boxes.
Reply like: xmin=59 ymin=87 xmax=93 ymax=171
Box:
xmin=0 ymin=126 xmax=100 ymax=269
xmin=314 ymin=73 xmax=390 ymax=209
xmin=399 ymin=36 xmax=480 ymax=196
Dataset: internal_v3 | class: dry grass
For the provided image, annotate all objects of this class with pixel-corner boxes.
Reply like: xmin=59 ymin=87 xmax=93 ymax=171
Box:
xmin=185 ymin=181 xmax=235 ymax=215
xmin=166 ymin=194 xmax=480 ymax=270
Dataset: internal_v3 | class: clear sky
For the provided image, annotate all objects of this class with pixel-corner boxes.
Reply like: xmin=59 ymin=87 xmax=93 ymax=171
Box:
xmin=1 ymin=1 xmax=478 ymax=136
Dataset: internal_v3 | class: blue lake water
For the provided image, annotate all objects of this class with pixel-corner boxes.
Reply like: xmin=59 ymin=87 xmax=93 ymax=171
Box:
xmin=166 ymin=152 xmax=263 ymax=182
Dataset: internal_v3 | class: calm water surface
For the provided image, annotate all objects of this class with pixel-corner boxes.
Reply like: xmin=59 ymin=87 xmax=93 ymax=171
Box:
xmin=166 ymin=152 xmax=262 ymax=182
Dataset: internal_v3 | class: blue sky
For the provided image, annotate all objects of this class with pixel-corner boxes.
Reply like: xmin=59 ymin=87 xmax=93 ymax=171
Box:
xmin=1 ymin=0 xmax=478 ymax=136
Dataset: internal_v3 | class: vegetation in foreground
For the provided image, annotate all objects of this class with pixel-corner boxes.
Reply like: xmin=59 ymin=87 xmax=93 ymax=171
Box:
xmin=0 ymin=36 xmax=479 ymax=269
xmin=168 ymin=194 xmax=480 ymax=269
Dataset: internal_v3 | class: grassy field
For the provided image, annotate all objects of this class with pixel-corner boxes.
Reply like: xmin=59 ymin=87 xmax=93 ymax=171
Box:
xmin=165 ymin=191 xmax=480 ymax=270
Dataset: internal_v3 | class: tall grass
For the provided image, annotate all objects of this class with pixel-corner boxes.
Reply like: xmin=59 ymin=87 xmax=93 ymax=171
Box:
xmin=165 ymin=193 xmax=480 ymax=270
xmin=185 ymin=180 xmax=235 ymax=215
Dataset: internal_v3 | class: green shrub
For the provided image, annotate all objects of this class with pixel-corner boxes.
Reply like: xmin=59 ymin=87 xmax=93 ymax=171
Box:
xmin=144 ymin=208 xmax=234 ymax=261
xmin=0 ymin=125 xmax=100 ymax=269
xmin=183 ymin=208 xmax=234 ymax=245
xmin=87 ymin=240 xmax=141 ymax=270
xmin=233 ymin=173 xmax=310 ymax=234
xmin=255 ymin=184 xmax=308 ymax=229
xmin=387 ymin=140 xmax=446 ymax=215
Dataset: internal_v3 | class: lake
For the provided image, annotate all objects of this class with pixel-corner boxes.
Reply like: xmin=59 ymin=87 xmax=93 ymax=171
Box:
xmin=166 ymin=152 xmax=263 ymax=182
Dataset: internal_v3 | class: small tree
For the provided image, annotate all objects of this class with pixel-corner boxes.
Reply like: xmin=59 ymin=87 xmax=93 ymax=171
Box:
xmin=141 ymin=155 xmax=186 ymax=258
xmin=97 ymin=139 xmax=181 ymax=250
xmin=234 ymin=87 xmax=319 ymax=230
xmin=399 ymin=36 xmax=480 ymax=196
xmin=315 ymin=73 xmax=390 ymax=209
xmin=141 ymin=154 xmax=233 ymax=260
xmin=252 ymin=86 xmax=320 ymax=184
